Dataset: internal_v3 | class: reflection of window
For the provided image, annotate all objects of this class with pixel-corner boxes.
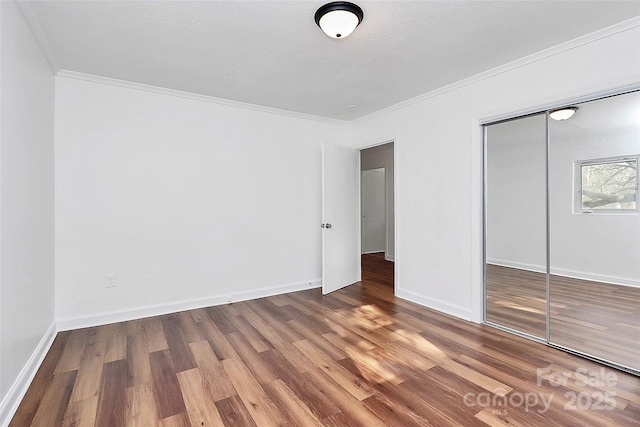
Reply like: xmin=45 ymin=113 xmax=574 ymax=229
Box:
xmin=575 ymin=156 xmax=639 ymax=212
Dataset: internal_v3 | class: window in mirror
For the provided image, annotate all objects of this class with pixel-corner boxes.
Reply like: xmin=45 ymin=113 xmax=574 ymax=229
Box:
xmin=575 ymin=156 xmax=639 ymax=212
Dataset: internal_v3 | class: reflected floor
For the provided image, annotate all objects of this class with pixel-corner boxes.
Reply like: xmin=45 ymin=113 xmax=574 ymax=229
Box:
xmin=486 ymin=264 xmax=547 ymax=338
xmin=487 ymin=264 xmax=640 ymax=370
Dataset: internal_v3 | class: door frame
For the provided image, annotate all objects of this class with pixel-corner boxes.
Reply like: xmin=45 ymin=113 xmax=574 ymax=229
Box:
xmin=354 ymin=138 xmax=398 ymax=295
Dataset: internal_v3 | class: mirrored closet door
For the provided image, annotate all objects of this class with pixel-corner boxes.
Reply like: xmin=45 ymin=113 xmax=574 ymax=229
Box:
xmin=484 ymin=90 xmax=640 ymax=373
xmin=548 ymin=91 xmax=640 ymax=371
xmin=485 ymin=113 xmax=547 ymax=339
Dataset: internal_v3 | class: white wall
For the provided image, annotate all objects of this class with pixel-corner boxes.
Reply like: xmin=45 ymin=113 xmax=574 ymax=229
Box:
xmin=351 ymin=24 xmax=640 ymax=321
xmin=0 ymin=0 xmax=55 ymax=421
xmin=361 ymin=142 xmax=395 ymax=260
xmin=361 ymin=168 xmax=386 ymax=254
xmin=55 ymin=76 xmax=349 ymax=327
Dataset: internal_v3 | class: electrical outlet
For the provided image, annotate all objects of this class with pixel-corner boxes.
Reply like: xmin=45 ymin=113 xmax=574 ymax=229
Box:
xmin=105 ymin=273 xmax=116 ymax=288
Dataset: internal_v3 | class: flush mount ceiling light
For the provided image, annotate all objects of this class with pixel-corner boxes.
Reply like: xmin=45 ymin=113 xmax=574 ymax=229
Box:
xmin=550 ymin=106 xmax=578 ymax=121
xmin=315 ymin=2 xmax=364 ymax=39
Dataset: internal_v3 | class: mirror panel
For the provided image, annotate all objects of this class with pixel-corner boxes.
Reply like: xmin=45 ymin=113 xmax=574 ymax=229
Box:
xmin=485 ymin=113 xmax=547 ymax=338
xmin=548 ymin=91 xmax=640 ymax=371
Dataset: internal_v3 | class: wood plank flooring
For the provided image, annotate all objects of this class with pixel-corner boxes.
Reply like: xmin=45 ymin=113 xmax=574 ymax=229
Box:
xmin=361 ymin=252 xmax=393 ymax=288
xmin=10 ymin=254 xmax=640 ymax=426
xmin=486 ymin=264 xmax=640 ymax=370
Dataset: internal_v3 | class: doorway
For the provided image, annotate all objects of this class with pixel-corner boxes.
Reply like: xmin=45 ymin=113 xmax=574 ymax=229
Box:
xmin=321 ymin=140 xmax=396 ymax=294
xmin=360 ymin=142 xmax=395 ymax=288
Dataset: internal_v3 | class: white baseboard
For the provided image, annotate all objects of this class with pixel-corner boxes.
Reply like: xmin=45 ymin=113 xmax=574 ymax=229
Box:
xmin=487 ymin=258 xmax=546 ymax=274
xmin=362 ymin=250 xmax=385 ymax=254
xmin=395 ymin=288 xmax=473 ymax=322
xmin=0 ymin=322 xmax=57 ymax=427
xmin=385 ymin=254 xmax=395 ymax=262
xmin=56 ymin=279 xmax=322 ymax=331
xmin=487 ymin=258 xmax=639 ymax=288
xmin=550 ymin=267 xmax=639 ymax=288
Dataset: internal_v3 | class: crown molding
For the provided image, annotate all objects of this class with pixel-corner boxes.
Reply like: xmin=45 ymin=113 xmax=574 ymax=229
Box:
xmin=56 ymin=70 xmax=350 ymax=126
xmin=352 ymin=16 xmax=640 ymax=126
xmin=477 ymin=75 xmax=640 ymax=125
xmin=15 ymin=0 xmax=60 ymax=73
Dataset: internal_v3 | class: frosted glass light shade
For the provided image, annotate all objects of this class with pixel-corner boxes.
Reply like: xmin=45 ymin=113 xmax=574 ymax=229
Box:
xmin=315 ymin=2 xmax=363 ymax=39
xmin=550 ymin=107 xmax=578 ymax=121
xmin=319 ymin=10 xmax=359 ymax=38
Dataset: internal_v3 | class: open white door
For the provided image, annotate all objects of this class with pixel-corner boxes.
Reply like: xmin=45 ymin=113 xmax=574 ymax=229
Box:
xmin=322 ymin=142 xmax=360 ymax=294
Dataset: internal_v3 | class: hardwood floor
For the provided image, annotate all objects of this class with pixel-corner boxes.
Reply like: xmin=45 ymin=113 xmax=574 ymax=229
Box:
xmin=486 ymin=264 xmax=640 ymax=371
xmin=10 ymin=256 xmax=640 ymax=426
xmin=361 ymin=252 xmax=393 ymax=288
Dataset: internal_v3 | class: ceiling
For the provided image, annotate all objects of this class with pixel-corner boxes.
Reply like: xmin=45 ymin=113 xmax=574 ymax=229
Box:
xmin=24 ymin=1 xmax=640 ymax=121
